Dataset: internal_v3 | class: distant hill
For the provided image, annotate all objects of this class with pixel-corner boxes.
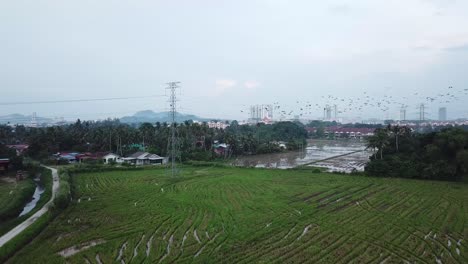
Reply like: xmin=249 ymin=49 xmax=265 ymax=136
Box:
xmin=119 ymin=110 xmax=209 ymax=124
xmin=0 ymin=113 xmax=53 ymax=124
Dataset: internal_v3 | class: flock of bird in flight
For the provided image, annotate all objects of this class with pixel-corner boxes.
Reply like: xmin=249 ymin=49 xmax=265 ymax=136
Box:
xmin=239 ymin=86 xmax=468 ymax=119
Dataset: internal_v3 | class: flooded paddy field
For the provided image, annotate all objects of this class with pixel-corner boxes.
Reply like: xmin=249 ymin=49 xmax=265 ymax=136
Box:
xmin=310 ymin=150 xmax=373 ymax=173
xmin=232 ymin=139 xmax=370 ymax=171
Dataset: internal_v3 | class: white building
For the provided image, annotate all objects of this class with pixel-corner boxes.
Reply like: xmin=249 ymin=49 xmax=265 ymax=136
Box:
xmin=207 ymin=121 xmax=230 ymax=130
xmin=249 ymin=104 xmax=273 ymax=123
xmin=122 ymin=152 xmax=166 ymax=165
xmin=103 ymin=153 xmax=121 ymax=164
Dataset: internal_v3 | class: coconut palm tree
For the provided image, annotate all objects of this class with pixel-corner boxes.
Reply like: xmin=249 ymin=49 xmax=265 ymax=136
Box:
xmin=367 ymin=128 xmax=390 ymax=160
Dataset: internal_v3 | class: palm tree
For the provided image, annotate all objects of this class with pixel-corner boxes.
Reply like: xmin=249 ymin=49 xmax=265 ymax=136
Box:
xmin=388 ymin=125 xmax=412 ymax=153
xmin=375 ymin=128 xmax=390 ymax=159
xmin=367 ymin=128 xmax=390 ymax=160
xmin=366 ymin=136 xmax=378 ymax=159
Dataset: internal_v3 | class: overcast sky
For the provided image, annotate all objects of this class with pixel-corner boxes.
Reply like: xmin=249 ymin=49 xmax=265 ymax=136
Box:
xmin=1 ymin=0 xmax=468 ymax=121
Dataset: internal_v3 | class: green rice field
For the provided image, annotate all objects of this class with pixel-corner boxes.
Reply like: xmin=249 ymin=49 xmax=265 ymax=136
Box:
xmin=7 ymin=166 xmax=468 ymax=263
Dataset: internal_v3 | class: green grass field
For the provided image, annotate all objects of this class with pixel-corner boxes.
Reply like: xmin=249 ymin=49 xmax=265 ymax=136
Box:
xmin=7 ymin=166 xmax=468 ymax=263
xmin=0 ymin=176 xmax=35 ymax=222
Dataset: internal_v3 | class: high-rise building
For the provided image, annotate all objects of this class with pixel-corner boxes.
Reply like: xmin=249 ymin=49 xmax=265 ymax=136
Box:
xmin=400 ymin=106 xmax=407 ymax=121
xmin=419 ymin=104 xmax=426 ymax=121
xmin=324 ymin=105 xmax=332 ymax=120
xmin=30 ymin=112 xmax=38 ymax=128
xmin=249 ymin=105 xmax=273 ymax=123
xmin=438 ymin=107 xmax=447 ymax=121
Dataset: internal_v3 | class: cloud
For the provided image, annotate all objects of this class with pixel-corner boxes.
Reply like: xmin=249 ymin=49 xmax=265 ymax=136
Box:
xmin=444 ymin=43 xmax=468 ymax=52
xmin=215 ymin=79 xmax=237 ymax=93
xmin=244 ymin=80 xmax=260 ymax=89
xmin=328 ymin=4 xmax=351 ymax=15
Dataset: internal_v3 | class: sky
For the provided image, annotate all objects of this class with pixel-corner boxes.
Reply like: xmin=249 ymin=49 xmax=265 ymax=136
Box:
xmin=1 ymin=0 xmax=468 ymax=122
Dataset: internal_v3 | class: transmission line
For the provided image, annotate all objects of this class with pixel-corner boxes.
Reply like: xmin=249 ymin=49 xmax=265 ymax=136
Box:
xmin=0 ymin=95 xmax=166 ymax=106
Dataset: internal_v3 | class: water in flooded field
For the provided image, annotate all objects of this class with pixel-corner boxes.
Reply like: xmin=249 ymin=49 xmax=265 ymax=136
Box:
xmin=232 ymin=139 xmax=371 ymax=171
xmin=18 ymin=176 xmax=44 ymax=217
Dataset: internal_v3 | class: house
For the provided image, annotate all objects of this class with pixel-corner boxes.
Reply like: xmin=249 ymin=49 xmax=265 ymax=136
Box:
xmin=102 ymin=153 xmax=121 ymax=164
xmin=6 ymin=144 xmax=29 ymax=156
xmin=207 ymin=121 xmax=230 ymax=130
xmin=0 ymin=158 xmax=10 ymax=174
xmin=272 ymin=141 xmax=287 ymax=149
xmin=76 ymin=152 xmax=109 ymax=163
xmin=213 ymin=142 xmax=230 ymax=156
xmin=55 ymin=152 xmax=81 ymax=163
xmin=122 ymin=152 xmax=165 ymax=165
xmin=324 ymin=127 xmax=375 ymax=139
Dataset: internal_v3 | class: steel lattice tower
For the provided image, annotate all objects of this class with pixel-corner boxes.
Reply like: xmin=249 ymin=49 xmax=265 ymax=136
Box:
xmin=166 ymin=81 xmax=180 ymax=178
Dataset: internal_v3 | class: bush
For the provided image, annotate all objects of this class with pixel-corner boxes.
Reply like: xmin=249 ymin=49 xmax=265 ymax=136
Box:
xmin=23 ymin=159 xmax=41 ymax=175
xmin=181 ymin=149 xmax=213 ymax=161
xmin=52 ymin=171 xmax=71 ymax=211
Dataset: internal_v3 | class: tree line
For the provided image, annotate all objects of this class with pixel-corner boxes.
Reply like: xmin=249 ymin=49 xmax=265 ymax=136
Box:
xmin=365 ymin=125 xmax=468 ymax=181
xmin=0 ymin=119 xmax=307 ymax=164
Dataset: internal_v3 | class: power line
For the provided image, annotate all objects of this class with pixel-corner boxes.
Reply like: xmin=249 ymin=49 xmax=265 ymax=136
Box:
xmin=0 ymin=104 xmax=168 ymax=123
xmin=0 ymin=95 xmax=166 ymax=106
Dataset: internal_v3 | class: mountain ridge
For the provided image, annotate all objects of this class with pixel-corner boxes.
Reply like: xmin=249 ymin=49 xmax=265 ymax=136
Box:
xmin=119 ymin=110 xmax=210 ymax=123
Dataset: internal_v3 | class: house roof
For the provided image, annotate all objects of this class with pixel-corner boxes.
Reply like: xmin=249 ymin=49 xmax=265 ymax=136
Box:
xmin=214 ymin=143 xmax=229 ymax=149
xmin=60 ymin=152 xmax=80 ymax=157
xmin=103 ymin=153 xmax=120 ymax=158
xmin=60 ymin=155 xmax=77 ymax=160
xmin=146 ymin=154 xmax=163 ymax=160
xmin=127 ymin=152 xmax=163 ymax=160
xmin=128 ymin=151 xmax=147 ymax=158
xmin=76 ymin=152 xmax=109 ymax=158
xmin=6 ymin=144 xmax=29 ymax=150
xmin=327 ymin=127 xmax=375 ymax=134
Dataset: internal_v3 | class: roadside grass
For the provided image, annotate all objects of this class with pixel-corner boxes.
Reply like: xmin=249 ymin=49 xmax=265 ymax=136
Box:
xmin=6 ymin=166 xmax=468 ymax=263
xmin=0 ymin=212 xmax=54 ymax=263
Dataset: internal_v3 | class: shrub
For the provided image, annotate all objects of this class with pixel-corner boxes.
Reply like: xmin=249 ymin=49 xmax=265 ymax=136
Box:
xmin=52 ymin=171 xmax=71 ymax=211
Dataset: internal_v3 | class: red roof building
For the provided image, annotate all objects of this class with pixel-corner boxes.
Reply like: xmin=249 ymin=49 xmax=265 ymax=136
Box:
xmin=6 ymin=144 xmax=29 ymax=156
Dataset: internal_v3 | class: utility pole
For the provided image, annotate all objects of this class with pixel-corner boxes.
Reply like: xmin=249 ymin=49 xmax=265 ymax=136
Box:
xmin=166 ymin=81 xmax=180 ymax=178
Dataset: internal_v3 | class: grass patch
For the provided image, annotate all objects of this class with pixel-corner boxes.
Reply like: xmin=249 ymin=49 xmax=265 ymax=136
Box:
xmin=0 ymin=212 xmax=54 ymax=263
xmin=0 ymin=177 xmax=35 ymax=222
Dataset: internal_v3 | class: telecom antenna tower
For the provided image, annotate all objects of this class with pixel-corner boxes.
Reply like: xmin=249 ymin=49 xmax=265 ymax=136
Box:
xmin=166 ymin=81 xmax=181 ymax=178
xmin=400 ymin=106 xmax=407 ymax=121
xmin=419 ymin=103 xmax=427 ymax=121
